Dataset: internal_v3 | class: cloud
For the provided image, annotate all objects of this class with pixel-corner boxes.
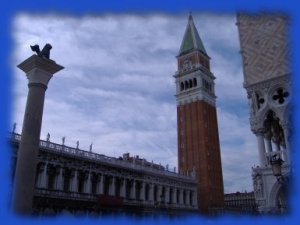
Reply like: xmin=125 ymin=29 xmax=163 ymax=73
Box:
xmin=12 ymin=13 xmax=256 ymax=193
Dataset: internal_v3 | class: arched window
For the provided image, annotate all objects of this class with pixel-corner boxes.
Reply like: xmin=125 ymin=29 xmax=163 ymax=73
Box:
xmin=180 ymin=82 xmax=184 ymax=91
xmin=189 ymin=79 xmax=193 ymax=88
xmin=47 ymin=165 xmax=56 ymax=190
xmin=185 ymin=81 xmax=189 ymax=89
xmin=263 ymin=110 xmax=286 ymax=159
xmin=193 ymin=78 xmax=197 ymax=87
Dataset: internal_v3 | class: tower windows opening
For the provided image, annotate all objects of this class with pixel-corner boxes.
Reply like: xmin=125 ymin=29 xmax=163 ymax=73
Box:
xmin=189 ymin=79 xmax=193 ymax=88
xmin=193 ymin=78 xmax=197 ymax=87
xmin=181 ymin=78 xmax=198 ymax=92
xmin=185 ymin=81 xmax=189 ymax=89
xmin=180 ymin=82 xmax=184 ymax=91
xmin=202 ymin=79 xmax=212 ymax=93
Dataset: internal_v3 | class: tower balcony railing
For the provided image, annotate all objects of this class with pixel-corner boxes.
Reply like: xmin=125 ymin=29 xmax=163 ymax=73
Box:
xmin=9 ymin=132 xmax=196 ymax=182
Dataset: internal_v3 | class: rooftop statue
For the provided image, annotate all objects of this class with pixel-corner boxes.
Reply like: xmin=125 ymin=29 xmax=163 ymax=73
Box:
xmin=30 ymin=43 xmax=52 ymax=59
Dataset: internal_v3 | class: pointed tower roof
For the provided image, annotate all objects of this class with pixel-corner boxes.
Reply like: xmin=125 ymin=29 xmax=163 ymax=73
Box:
xmin=179 ymin=14 xmax=207 ymax=56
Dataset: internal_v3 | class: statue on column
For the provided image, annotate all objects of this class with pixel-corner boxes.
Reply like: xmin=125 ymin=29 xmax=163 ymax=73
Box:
xmin=30 ymin=43 xmax=52 ymax=59
xmin=89 ymin=143 xmax=93 ymax=152
xmin=76 ymin=141 xmax=79 ymax=149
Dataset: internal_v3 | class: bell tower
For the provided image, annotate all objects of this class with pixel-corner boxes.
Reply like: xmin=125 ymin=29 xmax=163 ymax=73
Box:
xmin=174 ymin=14 xmax=224 ymax=213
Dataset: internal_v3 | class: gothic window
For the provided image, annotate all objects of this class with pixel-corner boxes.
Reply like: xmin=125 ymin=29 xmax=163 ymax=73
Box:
xmin=263 ymin=110 xmax=285 ymax=150
xmin=272 ymin=88 xmax=289 ymax=104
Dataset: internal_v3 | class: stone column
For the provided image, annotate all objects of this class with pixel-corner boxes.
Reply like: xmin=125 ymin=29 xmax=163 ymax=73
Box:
xmin=265 ymin=138 xmax=272 ymax=153
xmin=71 ymin=170 xmax=78 ymax=192
xmin=55 ymin=167 xmax=63 ymax=191
xmin=84 ymin=172 xmax=91 ymax=194
xmin=255 ymin=131 xmax=267 ymax=167
xmin=283 ymin=126 xmax=291 ymax=163
xmin=185 ymin=190 xmax=190 ymax=206
xmin=157 ymin=185 xmax=162 ymax=202
xmin=148 ymin=183 xmax=154 ymax=202
xmin=109 ymin=176 xmax=115 ymax=196
xmin=96 ymin=174 xmax=103 ymax=195
xmin=172 ymin=188 xmax=177 ymax=204
xmin=130 ymin=180 xmax=136 ymax=199
xmin=120 ymin=179 xmax=126 ymax=198
xmin=191 ymin=191 xmax=197 ymax=206
xmin=140 ymin=181 xmax=145 ymax=201
xmin=165 ymin=186 xmax=170 ymax=204
xmin=12 ymin=54 xmax=63 ymax=214
xmin=179 ymin=189 xmax=184 ymax=205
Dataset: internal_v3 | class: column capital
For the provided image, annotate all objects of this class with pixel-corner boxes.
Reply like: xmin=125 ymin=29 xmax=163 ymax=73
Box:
xmin=253 ymin=128 xmax=265 ymax=135
xmin=18 ymin=55 xmax=64 ymax=87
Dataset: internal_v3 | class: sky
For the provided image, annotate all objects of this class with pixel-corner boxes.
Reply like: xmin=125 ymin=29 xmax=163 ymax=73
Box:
xmin=11 ymin=12 xmax=258 ymax=194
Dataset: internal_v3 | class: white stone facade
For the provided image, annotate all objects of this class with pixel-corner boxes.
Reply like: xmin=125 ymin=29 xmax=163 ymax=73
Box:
xmin=10 ymin=133 xmax=198 ymax=215
xmin=237 ymin=13 xmax=291 ymax=214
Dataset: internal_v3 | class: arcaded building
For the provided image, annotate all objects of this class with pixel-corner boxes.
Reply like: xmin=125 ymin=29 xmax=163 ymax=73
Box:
xmin=10 ymin=132 xmax=198 ymax=215
xmin=174 ymin=15 xmax=224 ymax=213
xmin=236 ymin=13 xmax=291 ymax=213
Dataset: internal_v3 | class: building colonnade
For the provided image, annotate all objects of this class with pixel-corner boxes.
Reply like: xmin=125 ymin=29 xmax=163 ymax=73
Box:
xmin=35 ymin=162 xmax=197 ymax=208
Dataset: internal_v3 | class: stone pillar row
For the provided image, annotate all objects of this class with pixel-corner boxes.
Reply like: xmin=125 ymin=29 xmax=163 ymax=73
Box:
xmin=255 ymin=125 xmax=291 ymax=167
xmin=35 ymin=166 xmax=196 ymax=206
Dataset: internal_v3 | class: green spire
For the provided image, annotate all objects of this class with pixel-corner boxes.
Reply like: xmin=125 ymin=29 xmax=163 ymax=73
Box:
xmin=179 ymin=14 xmax=207 ymax=56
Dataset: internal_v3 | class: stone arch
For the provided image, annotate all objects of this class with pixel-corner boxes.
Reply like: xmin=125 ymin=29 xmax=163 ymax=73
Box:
xmin=263 ymin=110 xmax=285 ymax=150
xmin=189 ymin=79 xmax=193 ymax=88
xmin=47 ymin=164 xmax=56 ymax=190
xmin=180 ymin=82 xmax=184 ymax=91
xmin=185 ymin=80 xmax=189 ymax=89
xmin=269 ymin=174 xmax=289 ymax=213
xmin=193 ymin=78 xmax=197 ymax=87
